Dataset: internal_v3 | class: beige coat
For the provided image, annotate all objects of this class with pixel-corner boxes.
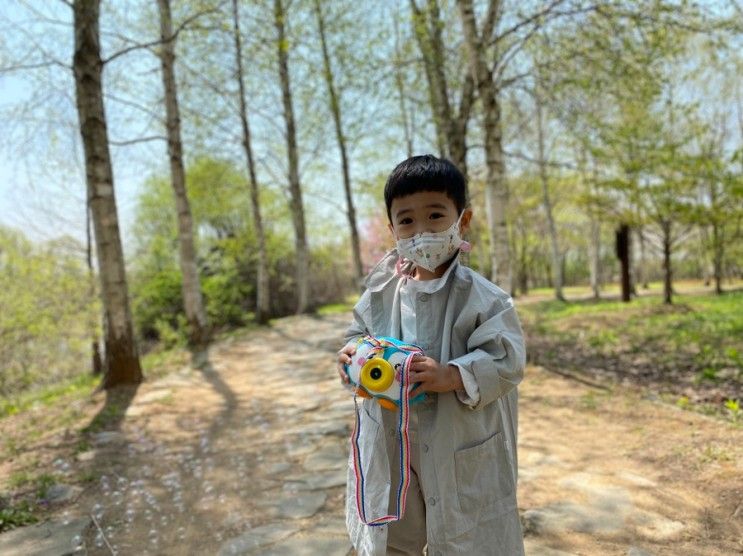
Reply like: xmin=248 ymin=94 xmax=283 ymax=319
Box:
xmin=344 ymin=251 xmax=526 ymax=556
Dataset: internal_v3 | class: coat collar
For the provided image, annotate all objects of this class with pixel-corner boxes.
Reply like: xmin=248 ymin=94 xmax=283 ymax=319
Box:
xmin=364 ymin=248 xmax=461 ymax=294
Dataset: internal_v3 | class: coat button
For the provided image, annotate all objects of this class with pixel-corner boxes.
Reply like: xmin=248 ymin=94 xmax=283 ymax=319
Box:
xmin=419 ymin=293 xmax=430 ymax=302
xmin=422 ymin=444 xmax=430 ymax=453
xmin=428 ymin=497 xmax=437 ymax=506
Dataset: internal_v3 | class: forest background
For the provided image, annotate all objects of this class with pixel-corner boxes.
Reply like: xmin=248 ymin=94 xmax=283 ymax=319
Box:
xmin=1 ymin=0 xmax=742 ymax=419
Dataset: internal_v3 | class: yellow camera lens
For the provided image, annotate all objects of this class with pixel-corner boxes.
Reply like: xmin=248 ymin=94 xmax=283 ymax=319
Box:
xmin=359 ymin=358 xmax=394 ymax=392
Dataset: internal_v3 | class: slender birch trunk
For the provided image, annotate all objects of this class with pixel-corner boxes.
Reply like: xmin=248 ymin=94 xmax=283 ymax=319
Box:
xmin=274 ymin=0 xmax=309 ymax=313
xmin=661 ymin=220 xmax=673 ymax=304
xmin=637 ymin=226 xmax=648 ymax=289
xmin=231 ymin=0 xmax=270 ymax=323
xmin=410 ymin=0 xmax=473 ymax=180
xmin=156 ymin=0 xmax=209 ymax=346
xmin=72 ymin=0 xmax=141 ymax=388
xmin=86 ymin=204 xmax=103 ymax=375
xmin=535 ymin=87 xmax=564 ymax=301
xmin=410 ymin=0 xmax=447 ymax=158
xmin=393 ymin=17 xmax=414 ymax=158
xmin=457 ymin=0 xmax=512 ymax=292
xmin=312 ymin=0 xmax=363 ymax=288
xmin=586 ymin=155 xmax=602 ymax=299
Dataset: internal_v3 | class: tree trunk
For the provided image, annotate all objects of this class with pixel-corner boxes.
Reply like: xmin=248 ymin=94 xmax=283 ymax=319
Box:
xmin=457 ymin=0 xmax=511 ymax=292
xmin=616 ymin=224 xmax=631 ymax=303
xmin=589 ymin=216 xmax=601 ymax=299
xmin=712 ymin=221 xmax=724 ymax=295
xmin=410 ymin=0 xmax=474 ymax=183
xmin=72 ymin=0 xmax=141 ymax=388
xmin=86 ymin=204 xmax=103 ymax=376
xmin=231 ymin=0 xmax=270 ymax=323
xmin=274 ymin=0 xmax=309 ymax=313
xmin=637 ymin=226 xmax=649 ymax=289
xmin=157 ymin=0 xmax=209 ymax=346
xmin=662 ymin=220 xmax=673 ymax=304
xmin=535 ymin=87 xmax=564 ymax=301
xmin=709 ymin=180 xmax=724 ymax=295
xmin=312 ymin=0 xmax=363 ymax=289
xmin=410 ymin=0 xmax=447 ymax=158
xmin=392 ymin=17 xmax=414 ymax=158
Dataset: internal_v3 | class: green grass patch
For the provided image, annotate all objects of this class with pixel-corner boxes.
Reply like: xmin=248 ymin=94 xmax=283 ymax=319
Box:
xmin=0 ymin=501 xmax=38 ymax=532
xmin=522 ymin=291 xmax=743 ymax=375
xmin=316 ymin=294 xmax=359 ymax=316
xmin=522 ymin=290 xmax=742 ymax=422
xmin=0 ymin=373 xmax=99 ymax=419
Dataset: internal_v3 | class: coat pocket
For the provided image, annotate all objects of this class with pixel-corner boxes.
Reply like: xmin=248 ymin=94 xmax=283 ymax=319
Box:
xmin=454 ymin=431 xmax=515 ymax=516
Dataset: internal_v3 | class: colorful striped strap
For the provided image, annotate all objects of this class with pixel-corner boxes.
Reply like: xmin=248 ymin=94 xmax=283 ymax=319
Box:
xmin=350 ymin=349 xmax=414 ymax=526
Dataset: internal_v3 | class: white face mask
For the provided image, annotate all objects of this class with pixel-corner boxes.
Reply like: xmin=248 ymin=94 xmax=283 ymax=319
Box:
xmin=396 ymin=213 xmax=467 ymax=272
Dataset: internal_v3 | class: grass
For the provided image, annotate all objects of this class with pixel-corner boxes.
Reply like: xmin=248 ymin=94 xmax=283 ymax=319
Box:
xmin=315 ymin=294 xmax=359 ymax=316
xmin=0 ymin=373 xmax=100 ymax=419
xmin=0 ymin=501 xmax=37 ymax=532
xmin=521 ymin=291 xmax=743 ymax=371
xmin=521 ymin=287 xmax=742 ymax=421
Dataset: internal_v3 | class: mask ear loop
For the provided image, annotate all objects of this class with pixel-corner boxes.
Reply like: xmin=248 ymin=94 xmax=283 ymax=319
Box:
xmin=456 ymin=210 xmax=472 ymax=252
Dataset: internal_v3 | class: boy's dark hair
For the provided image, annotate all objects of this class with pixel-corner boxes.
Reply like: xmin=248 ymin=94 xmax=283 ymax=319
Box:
xmin=384 ymin=154 xmax=467 ymax=221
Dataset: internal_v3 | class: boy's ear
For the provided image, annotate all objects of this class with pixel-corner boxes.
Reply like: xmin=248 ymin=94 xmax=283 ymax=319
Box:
xmin=460 ymin=208 xmax=473 ymax=234
xmin=388 ymin=221 xmax=396 ymax=238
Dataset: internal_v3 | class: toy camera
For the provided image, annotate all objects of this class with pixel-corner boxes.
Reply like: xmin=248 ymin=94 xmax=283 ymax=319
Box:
xmin=344 ymin=336 xmax=426 ymax=410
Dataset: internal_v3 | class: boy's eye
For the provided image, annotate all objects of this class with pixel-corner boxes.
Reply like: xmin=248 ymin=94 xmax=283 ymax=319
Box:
xmin=399 ymin=218 xmax=413 ymax=225
xmin=429 ymin=213 xmax=444 ymax=219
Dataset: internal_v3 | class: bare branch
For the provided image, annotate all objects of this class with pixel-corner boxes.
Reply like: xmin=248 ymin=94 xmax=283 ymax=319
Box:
xmin=491 ymin=0 xmax=567 ymax=46
xmin=503 ymin=148 xmax=578 ymax=170
xmin=102 ymin=5 xmax=222 ymax=65
xmin=0 ymin=60 xmax=68 ymax=74
xmin=109 ymin=135 xmax=166 ymax=147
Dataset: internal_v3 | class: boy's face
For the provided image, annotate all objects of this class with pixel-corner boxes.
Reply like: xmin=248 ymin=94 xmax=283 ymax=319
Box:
xmin=388 ymin=191 xmax=472 ymax=240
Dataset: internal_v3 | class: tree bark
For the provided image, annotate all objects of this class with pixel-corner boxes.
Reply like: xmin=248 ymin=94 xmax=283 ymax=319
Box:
xmin=589 ymin=216 xmax=601 ymax=299
xmin=157 ymin=0 xmax=209 ymax=346
xmin=637 ymin=226 xmax=649 ymax=289
xmin=535 ymin=86 xmax=564 ymax=301
xmin=410 ymin=0 xmax=474 ymax=181
xmin=457 ymin=0 xmax=512 ymax=292
xmin=616 ymin=224 xmax=631 ymax=303
xmin=86 ymin=204 xmax=103 ymax=376
xmin=661 ymin=220 xmax=673 ymax=304
xmin=393 ymin=17 xmax=414 ymax=158
xmin=274 ymin=0 xmax=309 ymax=313
xmin=410 ymin=0 xmax=448 ymax=158
xmin=72 ymin=0 xmax=141 ymax=388
xmin=312 ymin=0 xmax=363 ymax=289
xmin=231 ymin=0 xmax=270 ymax=323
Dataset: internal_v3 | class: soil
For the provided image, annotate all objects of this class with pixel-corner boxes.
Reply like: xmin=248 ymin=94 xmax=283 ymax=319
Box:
xmin=0 ymin=311 xmax=741 ymax=555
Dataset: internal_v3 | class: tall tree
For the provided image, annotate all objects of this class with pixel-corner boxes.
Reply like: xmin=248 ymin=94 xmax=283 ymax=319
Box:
xmin=156 ymin=0 xmax=210 ymax=345
xmin=533 ymin=77 xmax=565 ymax=301
xmin=457 ymin=0 xmax=511 ymax=291
xmin=72 ymin=0 xmax=142 ymax=388
xmin=409 ymin=0 xmax=474 ymax=178
xmin=312 ymin=0 xmax=363 ymax=288
xmin=231 ymin=0 xmax=270 ymax=323
xmin=274 ymin=0 xmax=309 ymax=313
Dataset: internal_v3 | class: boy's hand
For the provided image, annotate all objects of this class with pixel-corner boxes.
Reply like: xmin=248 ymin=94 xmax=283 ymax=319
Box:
xmin=336 ymin=344 xmax=356 ymax=385
xmin=408 ymin=354 xmax=464 ymax=395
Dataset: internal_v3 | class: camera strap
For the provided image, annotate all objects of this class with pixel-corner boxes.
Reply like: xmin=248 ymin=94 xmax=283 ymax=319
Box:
xmin=350 ymin=349 xmax=414 ymax=526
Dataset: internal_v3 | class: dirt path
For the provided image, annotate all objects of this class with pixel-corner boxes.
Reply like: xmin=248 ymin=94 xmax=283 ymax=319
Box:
xmin=1 ymin=312 xmax=741 ymax=555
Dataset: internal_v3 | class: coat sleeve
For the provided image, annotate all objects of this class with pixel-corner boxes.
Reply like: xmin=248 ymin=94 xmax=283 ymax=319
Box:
xmin=447 ymin=293 xmax=526 ymax=410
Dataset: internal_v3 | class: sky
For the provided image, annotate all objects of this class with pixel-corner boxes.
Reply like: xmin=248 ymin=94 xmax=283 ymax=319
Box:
xmin=1 ymin=0 xmax=740 ymax=258
xmin=0 ymin=0 xmax=410 ymax=258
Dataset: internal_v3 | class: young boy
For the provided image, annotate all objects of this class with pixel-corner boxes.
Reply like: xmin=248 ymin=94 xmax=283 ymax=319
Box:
xmin=336 ymin=155 xmax=526 ymax=555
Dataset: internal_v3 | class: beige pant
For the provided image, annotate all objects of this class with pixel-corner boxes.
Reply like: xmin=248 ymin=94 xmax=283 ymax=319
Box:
xmin=385 ymin=410 xmax=427 ymax=555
